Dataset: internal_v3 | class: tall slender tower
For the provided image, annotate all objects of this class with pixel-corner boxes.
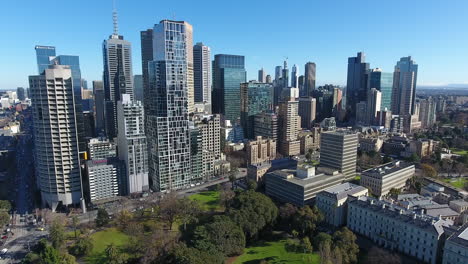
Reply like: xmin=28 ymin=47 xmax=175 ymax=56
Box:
xmin=304 ymin=62 xmax=316 ymax=96
xmin=140 ymin=28 xmax=153 ymax=114
xmin=29 ymin=65 xmax=83 ymax=211
xmin=93 ymin=81 xmax=105 ymax=135
xmin=258 ymin=68 xmax=266 ymax=83
xmin=291 ymin=64 xmax=298 ymax=88
xmin=346 ymin=52 xmax=369 ymax=120
xmin=391 ymin=56 xmax=418 ymax=116
xmin=367 ymin=88 xmax=382 ymax=125
xmin=117 ymin=94 xmax=148 ymax=194
xmin=193 ymin=42 xmax=212 ymax=104
xmin=147 ymin=20 xmax=193 ymax=192
xmin=102 ymin=7 xmax=134 ymax=139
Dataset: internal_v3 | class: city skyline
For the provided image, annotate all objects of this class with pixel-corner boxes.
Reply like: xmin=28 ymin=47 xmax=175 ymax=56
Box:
xmin=2 ymin=0 xmax=468 ymax=89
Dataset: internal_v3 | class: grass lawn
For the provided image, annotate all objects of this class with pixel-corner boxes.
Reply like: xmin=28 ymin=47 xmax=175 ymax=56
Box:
xmin=233 ymin=240 xmax=320 ymax=264
xmin=451 ymin=148 xmax=468 ymax=155
xmin=444 ymin=178 xmax=467 ymax=189
xmin=189 ymin=190 xmax=221 ymax=211
xmin=85 ymin=228 xmax=129 ymax=264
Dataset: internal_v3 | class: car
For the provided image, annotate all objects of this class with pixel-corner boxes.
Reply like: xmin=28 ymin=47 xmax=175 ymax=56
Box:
xmin=36 ymin=227 xmax=44 ymax=231
xmin=1 ymin=248 xmax=7 ymax=254
xmin=1 ymin=236 xmax=6 ymax=240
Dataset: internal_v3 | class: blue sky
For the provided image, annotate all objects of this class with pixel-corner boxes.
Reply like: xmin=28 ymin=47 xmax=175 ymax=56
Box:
xmin=1 ymin=0 xmax=468 ymax=89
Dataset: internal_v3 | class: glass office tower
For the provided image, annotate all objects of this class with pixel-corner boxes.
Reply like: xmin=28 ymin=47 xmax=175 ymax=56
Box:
xmin=240 ymin=81 xmax=273 ymax=139
xmin=369 ymin=69 xmax=393 ymax=111
xmin=35 ymin=46 xmax=56 ymax=74
xmin=212 ymin=54 xmax=246 ymax=122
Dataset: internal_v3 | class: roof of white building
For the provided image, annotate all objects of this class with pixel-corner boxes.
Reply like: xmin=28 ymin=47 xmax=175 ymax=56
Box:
xmin=320 ymin=182 xmax=368 ymax=200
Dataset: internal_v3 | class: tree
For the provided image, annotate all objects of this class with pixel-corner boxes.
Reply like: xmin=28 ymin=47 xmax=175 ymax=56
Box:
xmin=406 ymin=153 xmax=420 ymax=163
xmin=291 ymin=205 xmax=323 ymax=237
xmin=193 ymin=216 xmax=245 ymax=256
xmin=301 ymin=237 xmax=313 ymax=253
xmin=388 ymin=188 xmax=401 ymax=197
xmin=442 ymin=159 xmax=453 ymax=177
xmin=49 ymin=219 xmax=65 ymax=250
xmin=176 ymin=198 xmax=201 ymax=231
xmin=219 ymin=186 xmax=236 ymax=209
xmin=139 ymin=230 xmax=179 ymax=264
xmin=382 ymin=156 xmax=393 ymax=164
xmin=69 ymin=236 xmax=93 ymax=257
xmin=71 ymin=216 xmax=79 ymax=239
xmin=0 ymin=211 xmax=9 ymax=227
xmin=313 ymin=232 xmax=332 ymax=249
xmin=159 ymin=192 xmax=180 ymax=230
xmin=318 ymin=238 xmax=333 ymax=264
xmin=421 ymin=163 xmax=438 ymax=178
xmin=115 ymin=210 xmax=133 ymax=231
xmin=95 ymin=208 xmax=110 ymax=227
xmin=169 ymin=243 xmax=224 ymax=264
xmin=40 ymin=244 xmax=61 ymax=264
xmin=332 ymin=227 xmax=359 ymax=264
xmin=229 ymin=167 xmax=238 ymax=190
xmin=228 ymin=190 xmax=278 ymax=239
xmin=105 ymin=244 xmax=126 ymax=264
xmin=0 ymin=200 xmax=11 ymax=211
xmin=364 ymin=247 xmax=401 ymax=264
xmin=246 ymin=179 xmax=257 ymax=191
xmin=455 ymin=162 xmax=466 ymax=177
xmin=278 ymin=203 xmax=297 ymax=230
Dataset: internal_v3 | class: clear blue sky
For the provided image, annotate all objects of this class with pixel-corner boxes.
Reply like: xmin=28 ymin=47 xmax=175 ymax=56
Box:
xmin=1 ymin=0 xmax=468 ymax=90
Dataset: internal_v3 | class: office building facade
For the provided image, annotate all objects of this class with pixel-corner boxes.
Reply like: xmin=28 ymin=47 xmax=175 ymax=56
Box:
xmin=360 ymin=161 xmax=415 ymax=197
xmin=320 ymin=130 xmax=358 ymax=180
xmin=253 ymin=111 xmax=278 ymax=142
xmin=303 ymin=62 xmax=316 ymax=96
xmin=391 ymin=56 xmax=418 ymax=116
xmin=278 ymin=99 xmax=301 ymax=156
xmin=369 ymin=68 xmax=393 ymax=111
xmin=240 ymin=81 xmax=273 ymax=139
xmin=346 ymin=52 xmax=369 ymax=120
xmin=88 ymin=138 xmax=117 ymax=160
xmin=212 ymin=54 xmax=246 ymax=121
xmin=193 ymin=42 xmax=212 ymax=105
xmin=133 ymin=74 xmax=143 ymax=102
xmin=298 ymin=97 xmax=316 ymax=129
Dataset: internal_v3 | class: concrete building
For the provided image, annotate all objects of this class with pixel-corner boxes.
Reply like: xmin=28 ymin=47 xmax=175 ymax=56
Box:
xmin=246 ymin=136 xmax=276 ymax=165
xmin=258 ymin=68 xmax=266 ymax=83
xmin=247 ymin=162 xmax=271 ymax=182
xmin=88 ymin=138 xmax=116 ymax=160
xmin=298 ymin=129 xmax=320 ymax=154
xmin=304 ymin=62 xmax=316 ymax=96
xmin=117 ymin=95 xmax=148 ymax=194
xmin=346 ymin=52 xmax=369 ymax=121
xmin=298 ymin=97 xmax=316 ymax=129
xmin=278 ymin=99 xmax=301 ymax=156
xmin=265 ymin=165 xmax=345 ymax=206
xmin=192 ymin=114 xmax=222 ymax=180
xmin=419 ymin=97 xmax=437 ymax=129
xmin=449 ymin=200 xmax=468 ymax=214
xmin=442 ymin=223 xmax=468 ymax=264
xmin=407 ymin=139 xmax=437 ymax=158
xmin=193 ymin=42 xmax=212 ymax=106
xmin=253 ymin=111 xmax=278 ymax=143
xmin=359 ymin=137 xmax=384 ymax=152
xmin=347 ymin=196 xmax=453 ymax=264
xmin=316 ymin=183 xmax=368 ymax=226
xmin=147 ymin=20 xmax=192 ymax=192
xmin=102 ymin=11 xmax=134 ymax=139
xmin=29 ymin=64 xmax=83 ymax=211
xmin=240 ymin=81 xmax=273 ymax=139
xmin=85 ymin=159 xmax=122 ymax=202
xmin=319 ymin=130 xmax=358 ymax=180
xmin=367 ymin=88 xmax=382 ymax=125
xmin=360 ymin=161 xmax=415 ymax=197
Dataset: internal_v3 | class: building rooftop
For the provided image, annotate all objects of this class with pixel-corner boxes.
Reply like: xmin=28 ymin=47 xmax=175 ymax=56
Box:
xmin=450 ymin=199 xmax=468 ymax=208
xmin=351 ymin=196 xmax=453 ymax=236
xmin=321 ymin=182 xmax=368 ymax=200
xmin=268 ymin=167 xmax=343 ymax=188
xmin=362 ymin=161 xmax=414 ymax=178
xmin=447 ymin=223 xmax=468 ymax=248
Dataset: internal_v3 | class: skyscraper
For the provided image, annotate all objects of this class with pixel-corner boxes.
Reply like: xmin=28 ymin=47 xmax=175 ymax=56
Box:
xmin=193 ymin=42 xmax=212 ymax=105
xmin=368 ymin=68 xmax=393 ymax=111
xmin=298 ymin=97 xmax=316 ymax=129
xmin=266 ymin=75 xmax=272 ymax=84
xmin=258 ymin=68 xmax=266 ymax=83
xmin=93 ymin=81 xmax=105 ymax=136
xmin=16 ymin=87 xmax=25 ymax=101
xmin=35 ymin=46 xmax=86 ymax=153
xmin=278 ymin=98 xmax=301 ymax=156
xmin=281 ymin=60 xmax=289 ymax=90
xmin=240 ymin=81 xmax=273 ymax=139
xmin=117 ymin=94 xmax=148 ymax=194
xmin=419 ymin=97 xmax=437 ymax=128
xmin=212 ymin=54 xmax=246 ymax=121
xmin=254 ymin=111 xmax=278 ymax=143
xmin=147 ymin=20 xmax=193 ymax=192
xmin=29 ymin=65 xmax=83 ymax=211
xmin=133 ymin=74 xmax=143 ymax=102
xmin=102 ymin=8 xmax=134 ymax=139
xmin=140 ymin=28 xmax=153 ymax=111
xmin=304 ymin=62 xmax=316 ymax=96
xmin=367 ymin=88 xmax=382 ymax=125
xmin=275 ymin=65 xmax=283 ymax=81
xmin=320 ymin=130 xmax=358 ymax=180
xmin=291 ymin=64 xmax=298 ymax=88
xmin=346 ymin=52 xmax=369 ymax=120
xmin=391 ymin=56 xmax=418 ymax=116
xmin=192 ymin=114 xmax=221 ymax=181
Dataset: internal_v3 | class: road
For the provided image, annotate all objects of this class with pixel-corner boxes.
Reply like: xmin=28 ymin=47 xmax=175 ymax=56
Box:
xmin=15 ymin=135 xmax=34 ymax=215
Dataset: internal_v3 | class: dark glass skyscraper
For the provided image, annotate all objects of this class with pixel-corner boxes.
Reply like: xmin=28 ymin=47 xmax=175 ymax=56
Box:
xmin=140 ymin=28 xmax=153 ymax=111
xmin=304 ymin=62 xmax=316 ymax=96
xmin=240 ymin=81 xmax=273 ymax=139
xmin=346 ymin=52 xmax=369 ymax=120
xmin=391 ymin=56 xmax=418 ymax=116
xmin=212 ymin=54 xmax=246 ymax=121
xmin=368 ymin=69 xmax=393 ymax=111
xmin=35 ymin=46 xmax=56 ymax=74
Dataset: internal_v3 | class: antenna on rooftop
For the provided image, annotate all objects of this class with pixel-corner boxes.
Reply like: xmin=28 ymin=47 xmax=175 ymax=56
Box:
xmin=112 ymin=0 xmax=119 ymax=35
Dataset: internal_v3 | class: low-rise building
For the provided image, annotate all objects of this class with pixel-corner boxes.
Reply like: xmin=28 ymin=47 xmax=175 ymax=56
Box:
xmin=360 ymin=161 xmax=415 ymax=197
xmin=316 ymin=183 xmax=368 ymax=227
xmin=359 ymin=137 xmax=384 ymax=152
xmin=442 ymin=223 xmax=468 ymax=264
xmin=449 ymin=200 xmax=468 ymax=214
xmin=85 ymin=159 xmax=125 ymax=202
xmin=247 ymin=162 xmax=271 ymax=182
xmin=246 ymin=136 xmax=276 ymax=165
xmin=348 ymin=196 xmax=453 ymax=264
xmin=265 ymin=165 xmax=344 ymax=206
